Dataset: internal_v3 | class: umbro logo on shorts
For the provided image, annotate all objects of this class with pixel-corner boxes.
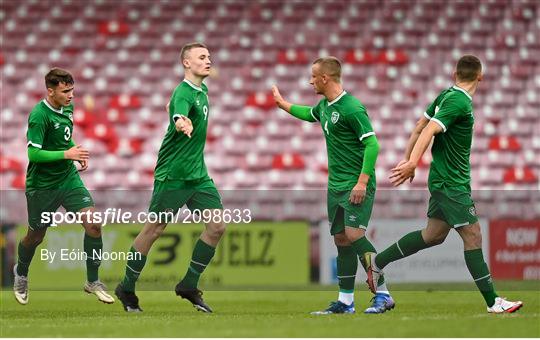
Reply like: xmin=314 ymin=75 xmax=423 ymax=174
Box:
xmin=349 ymin=215 xmax=357 ymax=221
xmin=82 ymin=197 xmax=91 ymax=203
xmin=469 ymin=206 xmax=476 ymax=216
xmin=54 ymin=123 xmax=60 ymax=129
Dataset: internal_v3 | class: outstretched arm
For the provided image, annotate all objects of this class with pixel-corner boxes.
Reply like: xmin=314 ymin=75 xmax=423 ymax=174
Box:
xmin=389 ymin=121 xmax=442 ymax=186
xmin=272 ymin=85 xmax=316 ymax=122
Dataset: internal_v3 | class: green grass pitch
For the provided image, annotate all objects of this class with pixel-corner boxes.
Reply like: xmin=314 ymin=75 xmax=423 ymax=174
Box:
xmin=1 ymin=282 xmax=539 ymax=337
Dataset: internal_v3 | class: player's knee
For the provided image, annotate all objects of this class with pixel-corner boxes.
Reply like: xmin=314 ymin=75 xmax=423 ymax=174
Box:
xmin=425 ymin=232 xmax=447 ymax=246
xmin=24 ymin=233 xmax=45 ymax=247
xmin=147 ymin=223 xmax=167 ymax=240
xmin=333 ymin=233 xmax=350 ymax=246
xmin=208 ymin=222 xmax=226 ymax=238
xmin=344 ymin=227 xmax=365 ymax=243
xmin=84 ymin=223 xmax=102 ymax=237
xmin=433 ymin=233 xmax=447 ymax=245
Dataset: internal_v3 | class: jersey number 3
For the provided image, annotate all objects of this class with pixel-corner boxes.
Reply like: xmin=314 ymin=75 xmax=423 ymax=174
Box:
xmin=64 ymin=126 xmax=71 ymax=141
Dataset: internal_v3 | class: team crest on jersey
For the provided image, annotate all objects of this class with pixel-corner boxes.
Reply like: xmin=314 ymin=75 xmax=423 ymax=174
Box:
xmin=54 ymin=123 xmax=60 ymax=129
xmin=331 ymin=112 xmax=339 ymax=124
xmin=68 ymin=113 xmax=73 ymax=121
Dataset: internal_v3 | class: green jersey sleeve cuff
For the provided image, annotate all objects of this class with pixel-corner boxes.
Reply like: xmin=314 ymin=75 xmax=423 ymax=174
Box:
xmin=172 ymin=114 xmax=187 ymax=122
xmin=359 ymin=131 xmax=375 ymax=141
xmin=430 ymin=117 xmax=447 ymax=132
xmin=309 ymin=108 xmax=319 ymax=122
xmin=27 ymin=141 xmax=42 ymax=149
xmin=423 ymin=111 xmax=432 ymax=119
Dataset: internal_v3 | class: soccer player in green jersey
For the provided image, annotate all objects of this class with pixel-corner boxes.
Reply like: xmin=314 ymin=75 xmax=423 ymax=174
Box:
xmin=14 ymin=68 xmax=115 ymax=305
xmin=273 ymin=57 xmax=395 ymax=314
xmin=115 ymin=43 xmax=225 ymax=313
xmin=366 ymin=55 xmax=523 ymax=313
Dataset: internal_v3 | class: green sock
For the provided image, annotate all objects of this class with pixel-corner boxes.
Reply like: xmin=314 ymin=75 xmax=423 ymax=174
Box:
xmin=375 ymin=230 xmax=429 ymax=269
xmin=351 ymin=236 xmax=385 ymax=286
xmin=84 ymin=234 xmax=102 ymax=282
xmin=336 ymin=246 xmax=357 ymax=292
xmin=16 ymin=241 xmax=37 ymax=276
xmin=464 ymin=248 xmax=498 ymax=307
xmin=179 ymin=239 xmax=216 ymax=289
xmin=120 ymin=246 xmax=147 ymax=292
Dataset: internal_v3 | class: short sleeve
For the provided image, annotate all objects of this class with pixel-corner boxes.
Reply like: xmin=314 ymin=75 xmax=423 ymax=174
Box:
xmin=424 ymin=99 xmax=437 ymax=119
xmin=347 ymin=110 xmax=375 ymax=141
xmin=170 ymin=89 xmax=193 ymax=122
xmin=27 ymin=112 xmax=47 ymax=149
xmin=432 ymin=94 xmax=466 ymax=133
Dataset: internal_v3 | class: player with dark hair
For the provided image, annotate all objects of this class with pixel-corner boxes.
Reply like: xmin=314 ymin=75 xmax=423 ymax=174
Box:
xmin=115 ymin=42 xmax=226 ymax=313
xmin=273 ymin=57 xmax=395 ymax=314
xmin=14 ymin=68 xmax=114 ymax=305
xmin=366 ymin=55 xmax=523 ymax=314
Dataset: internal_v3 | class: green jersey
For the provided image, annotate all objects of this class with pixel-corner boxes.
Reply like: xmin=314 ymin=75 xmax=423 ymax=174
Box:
xmin=154 ymin=79 xmax=210 ymax=181
xmin=311 ymin=91 xmax=376 ymax=191
xmin=424 ymin=85 xmax=474 ymax=190
xmin=26 ymin=99 xmax=77 ymax=190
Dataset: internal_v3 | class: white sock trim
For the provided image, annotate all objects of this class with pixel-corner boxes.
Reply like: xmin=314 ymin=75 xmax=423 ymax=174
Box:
xmin=338 ymin=292 xmax=354 ymax=305
xmin=474 ymin=273 xmax=491 ymax=282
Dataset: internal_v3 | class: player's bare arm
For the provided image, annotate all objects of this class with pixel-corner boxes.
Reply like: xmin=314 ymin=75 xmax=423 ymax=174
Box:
xmin=393 ymin=116 xmax=430 ymax=182
xmin=390 ymin=121 xmax=442 ymax=186
xmin=399 ymin=116 xmax=430 ymax=165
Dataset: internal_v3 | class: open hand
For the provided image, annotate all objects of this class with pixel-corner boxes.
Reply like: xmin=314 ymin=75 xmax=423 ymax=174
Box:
xmin=349 ymin=182 xmax=367 ymax=204
xmin=389 ymin=160 xmax=416 ymax=186
xmin=175 ymin=116 xmax=193 ymax=138
xmin=64 ymin=145 xmax=89 ymax=161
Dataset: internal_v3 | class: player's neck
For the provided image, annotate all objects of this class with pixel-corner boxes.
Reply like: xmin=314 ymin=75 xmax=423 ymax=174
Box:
xmin=184 ymin=74 xmax=204 ymax=87
xmin=324 ymin=84 xmax=344 ymax=103
xmin=454 ymin=81 xmax=477 ymax=97
xmin=45 ymin=97 xmax=61 ymax=110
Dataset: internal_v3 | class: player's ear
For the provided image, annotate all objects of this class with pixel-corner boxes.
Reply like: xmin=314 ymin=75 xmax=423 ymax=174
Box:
xmin=452 ymin=70 xmax=457 ymax=82
xmin=182 ymin=58 xmax=190 ymax=69
xmin=477 ymin=72 xmax=483 ymax=82
xmin=47 ymin=87 xmax=54 ymax=96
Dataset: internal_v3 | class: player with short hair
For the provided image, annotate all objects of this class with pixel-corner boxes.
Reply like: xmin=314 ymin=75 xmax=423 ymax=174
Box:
xmin=115 ymin=42 xmax=225 ymax=313
xmin=273 ymin=57 xmax=395 ymax=314
xmin=366 ymin=55 xmax=523 ymax=314
xmin=14 ymin=68 xmax=114 ymax=305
